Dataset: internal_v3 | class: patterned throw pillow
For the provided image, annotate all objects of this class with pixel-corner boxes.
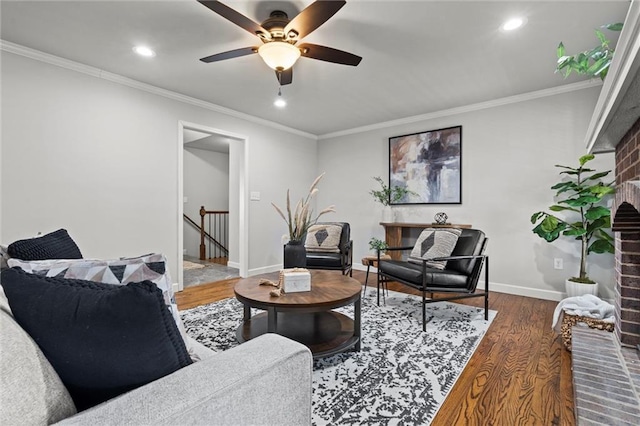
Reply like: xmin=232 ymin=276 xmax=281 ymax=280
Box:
xmin=7 ymin=253 xmax=185 ymax=346
xmin=408 ymin=228 xmax=462 ymax=269
xmin=305 ymin=224 xmax=342 ymax=253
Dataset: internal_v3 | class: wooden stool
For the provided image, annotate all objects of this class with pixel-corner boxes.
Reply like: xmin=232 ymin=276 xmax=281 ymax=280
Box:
xmin=361 ymin=254 xmax=391 ymax=296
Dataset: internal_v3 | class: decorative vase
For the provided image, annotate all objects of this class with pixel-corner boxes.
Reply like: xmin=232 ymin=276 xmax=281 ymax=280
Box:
xmin=382 ymin=205 xmax=394 ymax=223
xmin=284 ymin=240 xmax=307 ymax=268
xmin=565 ymin=279 xmax=599 ymax=298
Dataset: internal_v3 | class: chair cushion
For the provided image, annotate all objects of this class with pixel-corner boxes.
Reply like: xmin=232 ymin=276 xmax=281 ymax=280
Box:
xmin=305 ymin=224 xmax=342 ymax=253
xmin=0 ymin=287 xmax=77 ymax=425
xmin=7 ymin=229 xmax=82 ymax=260
xmin=448 ymin=229 xmax=486 ymax=275
xmin=306 ymin=252 xmax=343 ymax=268
xmin=1 ymin=268 xmax=192 ymax=412
xmin=408 ymin=228 xmax=462 ymax=269
xmin=379 ymin=259 xmax=468 ymax=288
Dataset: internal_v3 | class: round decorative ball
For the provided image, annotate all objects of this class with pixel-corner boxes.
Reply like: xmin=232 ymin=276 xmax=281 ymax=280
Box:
xmin=434 ymin=212 xmax=448 ymax=224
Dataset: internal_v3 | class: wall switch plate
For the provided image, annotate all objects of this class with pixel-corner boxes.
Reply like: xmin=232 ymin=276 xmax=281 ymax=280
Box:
xmin=183 ymin=197 xmax=188 ymax=203
xmin=554 ymin=258 xmax=563 ymax=270
xmin=250 ymin=191 xmax=260 ymax=201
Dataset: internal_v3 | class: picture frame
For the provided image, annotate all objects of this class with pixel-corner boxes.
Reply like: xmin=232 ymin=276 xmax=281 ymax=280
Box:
xmin=389 ymin=125 xmax=462 ymax=204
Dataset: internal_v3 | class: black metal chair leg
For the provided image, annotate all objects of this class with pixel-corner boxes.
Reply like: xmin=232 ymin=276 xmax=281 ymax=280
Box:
xmin=422 ymin=288 xmax=426 ymax=332
xmin=484 ymin=257 xmax=489 ymax=320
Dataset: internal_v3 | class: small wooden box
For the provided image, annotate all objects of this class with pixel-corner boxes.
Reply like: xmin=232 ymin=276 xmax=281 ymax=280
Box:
xmin=282 ymin=270 xmax=311 ymax=293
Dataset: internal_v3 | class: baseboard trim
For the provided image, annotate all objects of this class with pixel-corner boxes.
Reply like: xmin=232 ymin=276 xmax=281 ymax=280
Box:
xmin=485 ymin=281 xmax=564 ymax=301
xmin=248 ymin=264 xmax=283 ymax=276
xmin=227 ymin=261 xmax=241 ymax=270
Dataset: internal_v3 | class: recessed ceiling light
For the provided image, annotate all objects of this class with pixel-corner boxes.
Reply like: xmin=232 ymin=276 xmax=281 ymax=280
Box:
xmin=501 ymin=17 xmax=527 ymax=32
xmin=133 ymin=46 xmax=156 ymax=57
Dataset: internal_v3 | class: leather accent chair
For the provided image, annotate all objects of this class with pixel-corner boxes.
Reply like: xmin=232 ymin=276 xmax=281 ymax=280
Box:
xmin=376 ymin=228 xmax=489 ymax=331
xmin=305 ymin=222 xmax=353 ymax=276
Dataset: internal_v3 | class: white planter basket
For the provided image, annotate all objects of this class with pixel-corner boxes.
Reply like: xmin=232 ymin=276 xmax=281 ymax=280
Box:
xmin=565 ymin=279 xmax=599 ymax=298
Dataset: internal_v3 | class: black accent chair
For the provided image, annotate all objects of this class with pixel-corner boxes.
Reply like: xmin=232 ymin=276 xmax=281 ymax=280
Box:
xmin=376 ymin=228 xmax=489 ymax=331
xmin=305 ymin=222 xmax=353 ymax=276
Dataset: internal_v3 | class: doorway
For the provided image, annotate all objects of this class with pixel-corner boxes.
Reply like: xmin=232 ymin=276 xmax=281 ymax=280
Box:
xmin=177 ymin=121 xmax=248 ymax=292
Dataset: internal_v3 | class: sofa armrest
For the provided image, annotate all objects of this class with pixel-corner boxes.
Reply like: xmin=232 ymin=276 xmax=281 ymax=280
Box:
xmin=57 ymin=334 xmax=312 ymax=426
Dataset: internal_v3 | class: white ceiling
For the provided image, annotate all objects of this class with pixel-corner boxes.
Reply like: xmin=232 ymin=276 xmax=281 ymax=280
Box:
xmin=0 ymin=0 xmax=631 ymax=136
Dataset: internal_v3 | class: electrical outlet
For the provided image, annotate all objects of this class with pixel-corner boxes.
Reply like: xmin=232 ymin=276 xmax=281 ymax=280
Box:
xmin=554 ymin=258 xmax=563 ymax=270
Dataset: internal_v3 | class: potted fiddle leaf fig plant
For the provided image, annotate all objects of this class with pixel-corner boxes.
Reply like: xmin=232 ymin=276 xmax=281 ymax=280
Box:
xmin=555 ymin=23 xmax=623 ymax=81
xmin=530 ymin=154 xmax=615 ymax=297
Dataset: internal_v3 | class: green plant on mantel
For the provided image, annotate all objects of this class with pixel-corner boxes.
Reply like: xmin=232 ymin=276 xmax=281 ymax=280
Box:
xmin=530 ymin=154 xmax=615 ymax=284
xmin=556 ymin=23 xmax=623 ymax=81
xmin=368 ymin=237 xmax=388 ymax=253
xmin=370 ymin=176 xmax=417 ymax=206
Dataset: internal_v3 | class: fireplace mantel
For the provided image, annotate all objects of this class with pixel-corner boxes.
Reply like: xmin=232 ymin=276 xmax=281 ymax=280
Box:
xmin=586 ymin=1 xmax=640 ymax=153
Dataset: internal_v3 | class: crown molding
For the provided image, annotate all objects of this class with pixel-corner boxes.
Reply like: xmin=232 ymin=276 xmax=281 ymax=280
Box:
xmin=0 ymin=40 xmax=317 ymax=141
xmin=318 ymin=80 xmax=602 ymax=140
xmin=1 ymin=39 xmax=604 ymax=142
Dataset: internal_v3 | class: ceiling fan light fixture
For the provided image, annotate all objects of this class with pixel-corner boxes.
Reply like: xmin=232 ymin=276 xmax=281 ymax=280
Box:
xmin=258 ymin=42 xmax=301 ymax=70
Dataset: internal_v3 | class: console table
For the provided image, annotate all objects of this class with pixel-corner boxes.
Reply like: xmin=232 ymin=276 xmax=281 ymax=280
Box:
xmin=380 ymin=222 xmax=472 ymax=260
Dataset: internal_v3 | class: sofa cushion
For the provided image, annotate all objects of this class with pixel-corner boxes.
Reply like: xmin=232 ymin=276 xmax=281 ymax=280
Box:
xmin=305 ymin=224 xmax=342 ymax=253
xmin=408 ymin=228 xmax=462 ymax=269
xmin=0 ymin=287 xmax=77 ymax=425
xmin=1 ymin=268 xmax=192 ymax=411
xmin=7 ymin=229 xmax=82 ymax=260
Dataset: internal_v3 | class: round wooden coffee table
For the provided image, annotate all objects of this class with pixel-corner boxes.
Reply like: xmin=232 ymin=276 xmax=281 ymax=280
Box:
xmin=234 ymin=270 xmax=361 ymax=358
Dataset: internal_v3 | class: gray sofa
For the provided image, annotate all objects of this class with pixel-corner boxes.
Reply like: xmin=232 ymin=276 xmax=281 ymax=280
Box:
xmin=1 ymin=290 xmax=313 ymax=425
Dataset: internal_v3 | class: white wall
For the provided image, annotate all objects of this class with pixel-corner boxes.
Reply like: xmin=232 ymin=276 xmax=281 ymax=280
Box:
xmin=0 ymin=52 xmax=317 ymax=279
xmin=316 ymin=86 xmax=616 ymax=301
xmin=183 ymin=147 xmax=229 ymax=258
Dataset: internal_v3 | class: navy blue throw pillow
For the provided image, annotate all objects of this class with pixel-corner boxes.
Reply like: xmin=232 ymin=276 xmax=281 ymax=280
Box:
xmin=7 ymin=229 xmax=82 ymax=260
xmin=1 ymin=268 xmax=192 ymax=411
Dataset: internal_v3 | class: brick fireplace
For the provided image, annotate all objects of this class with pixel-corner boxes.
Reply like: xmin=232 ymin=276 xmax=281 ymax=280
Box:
xmin=611 ymin=118 xmax=640 ymax=348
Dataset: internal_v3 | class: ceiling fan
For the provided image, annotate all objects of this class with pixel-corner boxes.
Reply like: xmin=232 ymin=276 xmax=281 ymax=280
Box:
xmin=198 ymin=0 xmax=362 ymax=85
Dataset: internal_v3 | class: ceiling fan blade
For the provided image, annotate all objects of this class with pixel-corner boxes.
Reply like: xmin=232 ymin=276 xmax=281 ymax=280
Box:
xmin=277 ymin=68 xmax=293 ymax=85
xmin=299 ymin=43 xmax=362 ymax=66
xmin=198 ymin=1 xmax=270 ymax=39
xmin=200 ymin=46 xmax=258 ymax=63
xmin=284 ymin=0 xmax=346 ymax=40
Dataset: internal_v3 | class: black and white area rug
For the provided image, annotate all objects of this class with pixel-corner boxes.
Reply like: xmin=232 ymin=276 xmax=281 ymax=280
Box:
xmin=180 ymin=290 xmax=496 ymax=425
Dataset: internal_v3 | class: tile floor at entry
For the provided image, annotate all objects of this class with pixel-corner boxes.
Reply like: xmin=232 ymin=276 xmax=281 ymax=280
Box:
xmin=183 ymin=255 xmax=239 ymax=288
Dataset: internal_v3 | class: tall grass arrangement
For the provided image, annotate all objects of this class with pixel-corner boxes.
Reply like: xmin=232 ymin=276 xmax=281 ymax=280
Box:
xmin=272 ymin=173 xmax=336 ymax=242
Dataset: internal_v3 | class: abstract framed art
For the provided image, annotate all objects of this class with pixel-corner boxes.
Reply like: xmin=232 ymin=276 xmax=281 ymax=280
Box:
xmin=389 ymin=126 xmax=462 ymax=204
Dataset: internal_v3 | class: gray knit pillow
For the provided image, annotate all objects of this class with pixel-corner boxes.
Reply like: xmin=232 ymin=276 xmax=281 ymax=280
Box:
xmin=408 ymin=228 xmax=462 ymax=269
xmin=305 ymin=224 xmax=342 ymax=253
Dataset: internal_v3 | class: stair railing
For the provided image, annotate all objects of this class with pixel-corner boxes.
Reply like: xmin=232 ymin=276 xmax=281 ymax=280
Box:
xmin=199 ymin=206 xmax=229 ymax=261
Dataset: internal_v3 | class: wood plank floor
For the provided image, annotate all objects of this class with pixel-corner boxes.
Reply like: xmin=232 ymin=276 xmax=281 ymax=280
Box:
xmin=176 ymin=270 xmax=574 ymax=425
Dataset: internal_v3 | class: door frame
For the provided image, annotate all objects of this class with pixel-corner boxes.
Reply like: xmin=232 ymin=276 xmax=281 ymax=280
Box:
xmin=177 ymin=120 xmax=249 ymax=291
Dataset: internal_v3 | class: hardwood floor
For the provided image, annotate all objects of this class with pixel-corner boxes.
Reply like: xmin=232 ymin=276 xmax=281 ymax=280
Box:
xmin=176 ymin=270 xmax=574 ymax=425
